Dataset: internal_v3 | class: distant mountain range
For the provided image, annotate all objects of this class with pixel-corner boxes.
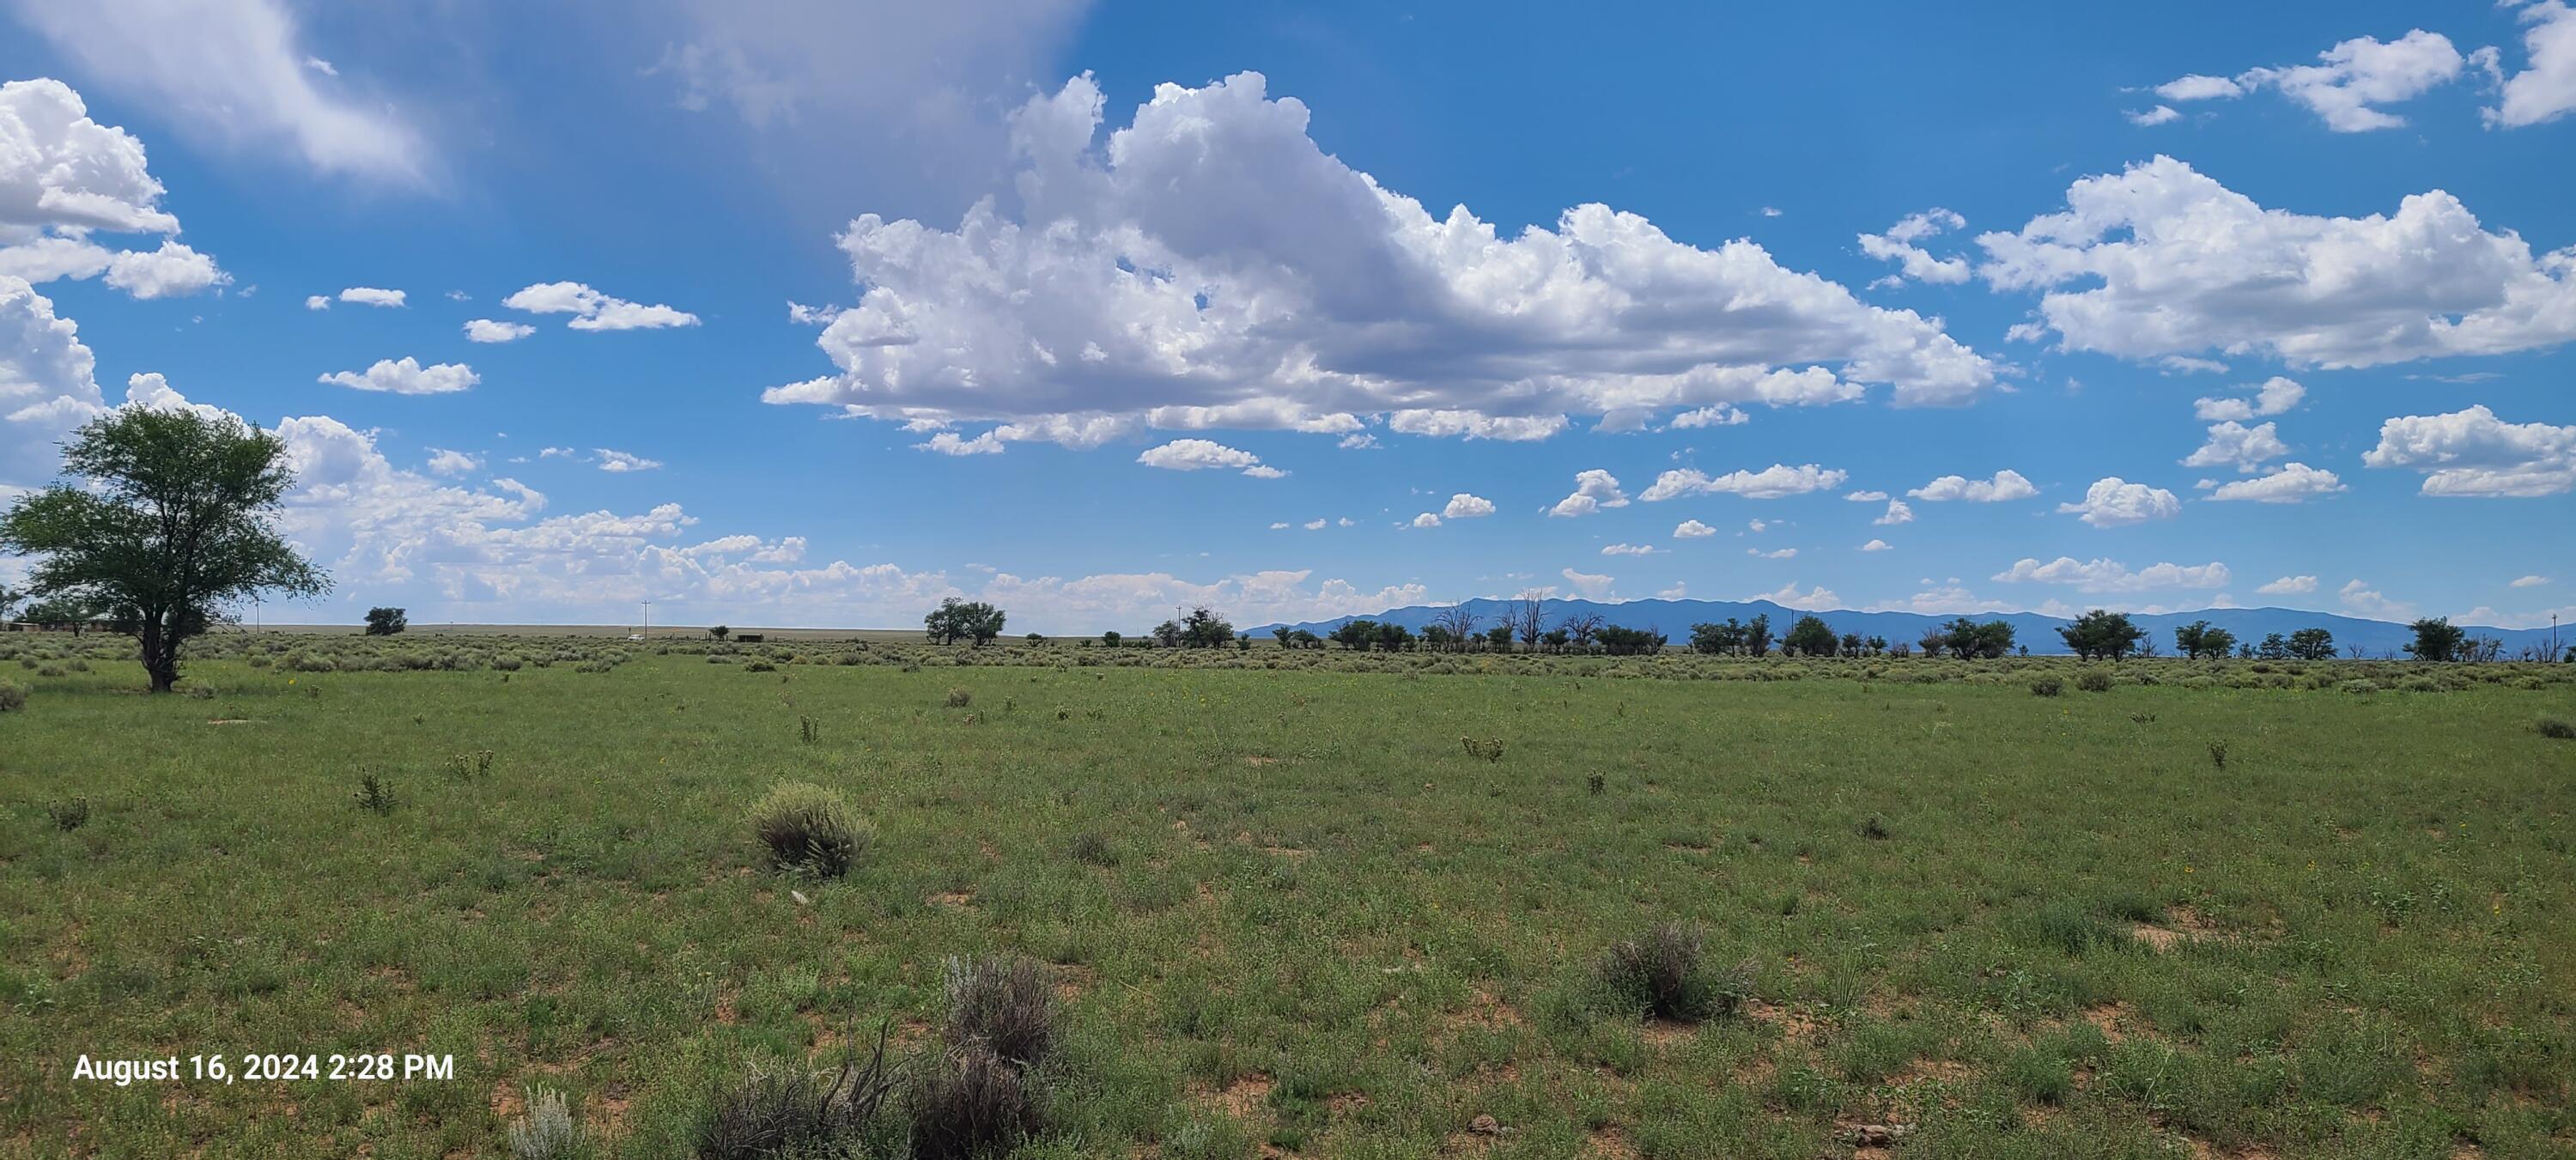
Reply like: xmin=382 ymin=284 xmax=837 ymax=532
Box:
xmin=1252 ymin=598 xmax=2571 ymax=659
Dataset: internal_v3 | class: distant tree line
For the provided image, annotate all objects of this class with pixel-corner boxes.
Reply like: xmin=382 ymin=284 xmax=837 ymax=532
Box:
xmin=907 ymin=598 xmax=2565 ymax=665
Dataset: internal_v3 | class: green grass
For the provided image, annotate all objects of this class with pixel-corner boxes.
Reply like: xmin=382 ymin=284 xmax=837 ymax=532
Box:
xmin=3 ymin=641 xmax=2573 ymax=1157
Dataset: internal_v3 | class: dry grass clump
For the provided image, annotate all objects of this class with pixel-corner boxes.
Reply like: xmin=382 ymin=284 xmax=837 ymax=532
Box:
xmin=749 ymin=782 xmax=873 ymax=878
xmin=1597 ymin=923 xmax=1755 ymax=1022
xmin=695 ymin=1030 xmax=902 ymax=1160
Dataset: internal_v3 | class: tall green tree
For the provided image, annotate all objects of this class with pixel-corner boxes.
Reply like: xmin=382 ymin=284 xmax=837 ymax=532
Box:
xmin=0 ymin=583 xmax=21 ymax=623
xmin=0 ymin=407 xmax=327 ymax=691
xmin=923 ymin=598 xmax=1005 ymax=646
xmin=1783 ymin=615 xmax=1838 ymax=657
xmin=2173 ymin=620 xmax=2238 ymax=660
xmin=2287 ymin=628 xmax=2336 ymax=661
xmin=1178 ymin=605 xmax=1234 ymax=648
xmin=2058 ymin=609 xmax=2144 ymax=661
xmin=2405 ymin=617 xmax=2465 ymax=663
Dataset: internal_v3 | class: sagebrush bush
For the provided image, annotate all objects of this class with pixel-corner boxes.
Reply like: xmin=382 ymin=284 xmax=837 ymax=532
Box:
xmin=507 ymin=1086 xmax=583 ymax=1160
xmin=749 ymin=782 xmax=872 ymax=878
xmin=1596 ymin=923 xmax=1752 ymax=1022
xmin=696 ymin=1034 xmax=902 ymax=1160
xmin=944 ymin=687 xmax=972 ymax=708
xmin=0 ymin=680 xmax=27 ymax=712
xmin=2030 ymin=677 xmax=2062 ymax=697
xmin=944 ymin=955 xmax=1055 ymax=1068
xmin=2537 ymin=717 xmax=2575 ymax=740
xmin=904 ymin=1043 xmax=1044 ymax=1160
xmin=45 ymin=798 xmax=89 ymax=832
xmin=2075 ymin=670 xmax=2113 ymax=693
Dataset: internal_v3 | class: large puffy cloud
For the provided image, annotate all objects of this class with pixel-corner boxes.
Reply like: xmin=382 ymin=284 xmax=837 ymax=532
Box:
xmin=1980 ymin=156 xmax=2576 ymax=368
xmin=762 ymin=72 xmax=1996 ymax=450
xmin=1641 ymin=463 xmax=1846 ymax=501
xmin=2206 ymin=462 xmax=2346 ymax=503
xmin=0 ymin=79 xmax=228 ymax=298
xmin=2057 ymin=477 xmax=2180 ymax=527
xmin=0 ymin=77 xmax=175 ymax=233
xmin=318 ymin=357 xmax=478 ymax=396
xmin=2154 ymin=29 xmax=2479 ymax=131
xmin=2361 ymin=405 xmax=2576 ymax=496
xmin=4 ymin=0 xmax=429 ymax=183
xmin=2490 ymin=1 xmax=2576 ymax=127
xmin=1907 ymin=469 xmax=2038 ymax=502
xmin=0 ymin=276 xmax=106 ymax=486
xmin=1994 ymin=556 xmax=2229 ymax=592
xmin=100 ymin=240 xmax=227 ymax=298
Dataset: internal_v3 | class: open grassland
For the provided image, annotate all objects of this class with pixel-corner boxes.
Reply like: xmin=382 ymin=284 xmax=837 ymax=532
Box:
xmin=3 ymin=635 xmax=2573 ymax=1158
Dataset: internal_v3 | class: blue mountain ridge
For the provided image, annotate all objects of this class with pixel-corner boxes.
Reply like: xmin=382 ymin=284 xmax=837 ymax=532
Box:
xmin=1250 ymin=598 xmax=2569 ymax=659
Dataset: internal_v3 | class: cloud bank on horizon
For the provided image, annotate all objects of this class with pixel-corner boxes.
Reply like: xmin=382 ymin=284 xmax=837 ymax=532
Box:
xmin=1 ymin=0 xmax=2570 ymax=634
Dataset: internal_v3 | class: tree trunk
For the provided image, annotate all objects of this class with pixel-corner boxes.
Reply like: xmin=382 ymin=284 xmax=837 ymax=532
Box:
xmin=139 ymin=613 xmax=178 ymax=693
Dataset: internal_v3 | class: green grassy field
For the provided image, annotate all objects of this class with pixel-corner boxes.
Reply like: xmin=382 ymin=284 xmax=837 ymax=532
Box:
xmin=3 ymin=637 xmax=2573 ymax=1158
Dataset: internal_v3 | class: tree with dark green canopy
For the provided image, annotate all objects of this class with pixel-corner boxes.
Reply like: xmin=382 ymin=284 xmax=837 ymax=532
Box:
xmin=1783 ymin=614 xmax=1838 ymax=657
xmin=0 ymin=406 xmax=328 ymax=691
xmin=2058 ymin=609 xmax=2144 ymax=660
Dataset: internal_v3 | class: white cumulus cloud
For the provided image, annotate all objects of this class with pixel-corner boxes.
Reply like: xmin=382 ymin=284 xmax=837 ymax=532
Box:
xmin=758 ymin=71 xmax=1997 ymax=449
xmin=2192 ymin=377 xmax=2305 ymax=422
xmin=1441 ymin=493 xmax=1495 ymax=519
xmin=2489 ymin=1 xmax=2576 ymax=127
xmin=2156 ymin=29 xmax=2478 ymax=131
xmin=1993 ymin=556 xmax=2230 ymax=592
xmin=2057 ymin=477 xmax=2181 ymax=527
xmin=1979 ymin=156 xmax=2576 ymax=368
xmin=2208 ymin=462 xmax=2346 ymax=503
xmin=317 ymin=356 xmax=477 ymax=396
xmin=1642 ymin=463 xmax=1846 ymax=501
xmin=503 ymin=281 xmax=700 ymax=331
xmin=1549 ymin=469 xmax=1630 ymax=517
xmin=465 ymin=319 xmax=536 ymax=343
xmin=1907 ymin=469 xmax=2038 ymax=502
xmin=2361 ymin=405 xmax=2576 ymax=496
xmin=1135 ymin=438 xmax=1283 ymax=477
xmin=1857 ymin=208 xmax=1971 ymax=286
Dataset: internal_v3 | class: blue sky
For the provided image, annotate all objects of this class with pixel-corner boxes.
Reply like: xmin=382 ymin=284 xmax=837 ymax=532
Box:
xmin=2 ymin=0 xmax=2571 ymax=633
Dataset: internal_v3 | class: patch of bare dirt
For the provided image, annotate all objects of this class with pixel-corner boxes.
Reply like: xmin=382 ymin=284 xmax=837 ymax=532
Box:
xmin=1187 ymin=1072 xmax=1274 ymax=1119
xmin=1583 ymin=1124 xmax=1639 ymax=1159
xmin=1642 ymin=1017 xmax=1695 ymax=1048
xmin=2082 ymin=1001 xmax=2135 ymax=1043
xmin=1747 ymin=999 xmax=1822 ymax=1042
xmin=927 ymin=890 xmax=975 ymax=909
